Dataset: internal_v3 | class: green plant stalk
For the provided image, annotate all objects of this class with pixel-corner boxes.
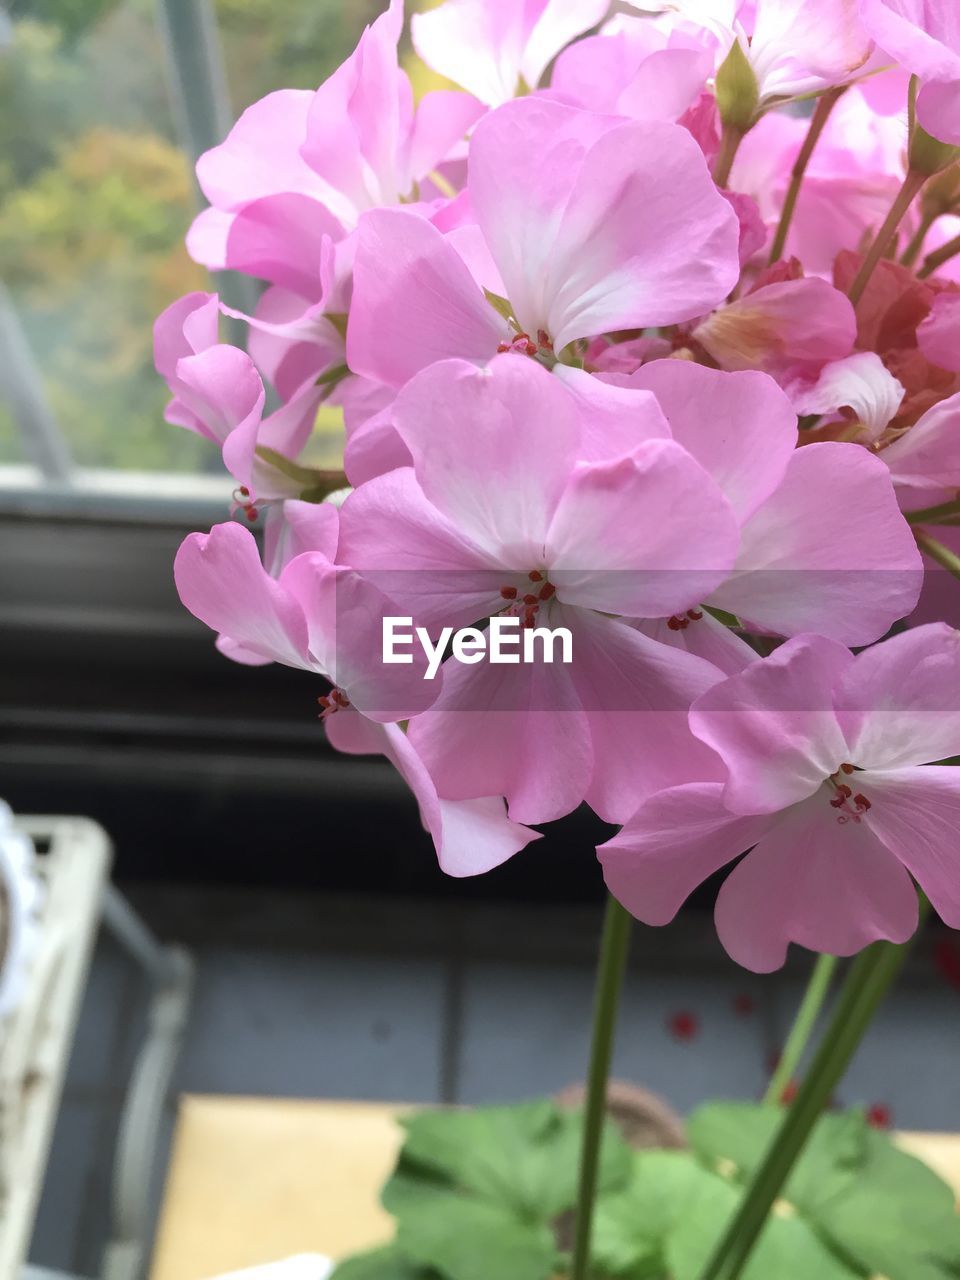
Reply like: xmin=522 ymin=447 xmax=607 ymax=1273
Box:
xmin=763 ymin=953 xmax=838 ymax=1106
xmin=570 ymin=894 xmax=633 ymax=1280
xmin=906 ymin=497 xmax=960 ymax=525
xmin=697 ymin=932 xmax=919 ymax=1280
xmin=768 ymin=88 xmax=845 ymax=265
xmin=900 ymin=207 xmax=938 ymax=268
xmin=919 ymin=228 xmax=960 ymax=278
xmin=848 ymin=169 xmax=928 ymax=305
xmin=714 ymin=125 xmax=746 ymax=188
xmin=915 ymin=530 xmax=960 ymax=580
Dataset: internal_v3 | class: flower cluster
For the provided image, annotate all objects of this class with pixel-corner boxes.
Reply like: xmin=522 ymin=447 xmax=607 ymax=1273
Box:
xmin=159 ymin=0 xmax=960 ymax=971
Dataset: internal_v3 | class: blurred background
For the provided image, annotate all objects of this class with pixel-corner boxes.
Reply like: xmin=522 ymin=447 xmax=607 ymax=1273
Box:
xmin=0 ymin=3 xmax=957 ymax=1277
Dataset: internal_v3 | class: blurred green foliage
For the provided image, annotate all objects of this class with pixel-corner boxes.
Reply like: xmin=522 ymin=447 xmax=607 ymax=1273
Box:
xmin=0 ymin=0 xmax=387 ymax=471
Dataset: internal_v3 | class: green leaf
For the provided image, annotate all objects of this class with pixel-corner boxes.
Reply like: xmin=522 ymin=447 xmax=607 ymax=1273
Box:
xmin=389 ymin=1178 xmax=558 ymax=1280
xmin=482 ymin=288 xmax=515 ymax=324
xmin=394 ymin=1101 xmax=631 ymax=1220
xmin=330 ymin=1245 xmax=435 ymax=1279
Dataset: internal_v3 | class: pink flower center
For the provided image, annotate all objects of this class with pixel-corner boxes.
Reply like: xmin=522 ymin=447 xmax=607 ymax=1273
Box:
xmin=318 ymin=688 xmax=350 ymax=720
xmin=496 ymin=329 xmax=554 ymax=359
xmin=827 ymin=763 xmax=871 ymax=823
xmin=499 ymin=570 xmax=556 ymax=628
xmin=667 ymin=608 xmax=704 ymax=632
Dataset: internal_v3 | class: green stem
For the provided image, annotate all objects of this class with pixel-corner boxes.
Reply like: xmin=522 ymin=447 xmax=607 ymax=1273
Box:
xmin=905 ymin=496 xmax=960 ymax=525
xmin=714 ymin=125 xmax=745 ymax=188
xmin=919 ymin=228 xmax=960 ymax=279
xmin=570 ymin=894 xmax=633 ymax=1280
xmin=848 ymin=169 xmax=929 ymax=305
xmin=900 ymin=207 xmax=938 ymax=268
xmin=915 ymin=530 xmax=960 ymax=580
xmin=768 ymin=88 xmax=845 ymax=265
xmin=762 ymin=953 xmax=837 ymax=1106
xmin=697 ymin=932 xmax=919 ymax=1280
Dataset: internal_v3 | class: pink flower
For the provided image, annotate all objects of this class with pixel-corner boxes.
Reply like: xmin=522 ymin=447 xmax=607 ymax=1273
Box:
xmin=881 ymin=388 xmax=960 ymax=499
xmin=347 ymin=97 xmax=740 ymax=386
xmin=600 ymin=625 xmax=960 ymax=971
xmin=173 ymin=519 xmax=437 ymax=722
xmin=153 ymin=292 xmax=324 ymax=500
xmin=918 ymin=292 xmax=960 ymax=372
xmin=692 ymin=277 xmax=858 ymax=382
xmin=338 ymin=355 xmax=743 ymax=824
xmin=411 ymin=0 xmax=609 ymax=106
xmin=860 ymin=0 xmax=960 ymax=144
xmin=787 ymin=352 xmax=906 ymax=442
xmin=326 ymin=708 xmax=540 ymax=876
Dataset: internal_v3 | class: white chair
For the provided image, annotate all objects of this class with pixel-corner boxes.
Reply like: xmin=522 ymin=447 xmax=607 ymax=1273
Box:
xmin=0 ymin=811 xmax=194 ymax=1280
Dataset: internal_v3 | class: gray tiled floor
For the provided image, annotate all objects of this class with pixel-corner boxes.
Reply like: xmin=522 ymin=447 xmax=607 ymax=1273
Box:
xmin=28 ymin=888 xmax=960 ymax=1276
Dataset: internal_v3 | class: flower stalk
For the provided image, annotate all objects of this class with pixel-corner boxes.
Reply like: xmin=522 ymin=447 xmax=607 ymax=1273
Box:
xmin=848 ymin=169 xmax=928 ymax=305
xmin=570 ymin=893 xmax=633 ymax=1280
xmin=762 ymin=952 xmax=837 ymax=1106
xmin=768 ymin=88 xmax=845 ymax=265
xmin=696 ymin=928 xmax=921 ymax=1280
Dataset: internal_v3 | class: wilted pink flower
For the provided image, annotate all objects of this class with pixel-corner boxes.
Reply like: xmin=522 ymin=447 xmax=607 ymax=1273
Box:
xmin=411 ymin=0 xmax=609 ymax=106
xmin=600 ymin=625 xmax=960 ymax=971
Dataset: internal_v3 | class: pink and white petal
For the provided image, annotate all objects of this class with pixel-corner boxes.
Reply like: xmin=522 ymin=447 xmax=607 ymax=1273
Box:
xmin=196 ymin=89 xmax=325 ymax=209
xmin=859 ymin=0 xmax=960 ymax=86
xmin=918 ymin=293 xmax=960 ymax=373
xmin=567 ymin=609 xmax=728 ymax=822
xmin=391 ymin=356 xmax=581 ymax=564
xmin=346 ymin=209 xmax=508 ymax=389
xmin=174 ymin=521 xmax=311 ymax=669
xmin=153 ymin=292 xmax=218 ymax=382
xmin=837 ymin=623 xmax=960 ymax=768
xmin=917 ymin=75 xmax=960 ymax=147
xmin=550 ymin=30 xmax=650 ymax=115
xmin=715 ymin=796 xmax=919 ymax=972
xmin=412 ymin=0 xmax=528 ymax=105
xmin=862 ymin=765 xmax=960 ymax=927
xmin=544 ymin=118 xmax=741 ymax=348
xmin=749 ymin=0 xmax=874 ymax=99
xmin=215 ymin=635 xmax=276 ymax=666
xmin=617 ymin=47 xmax=716 ymax=123
xmin=185 ymin=208 xmax=233 ymax=272
xmin=222 ymin=194 xmax=344 ymax=297
xmin=693 ymin=278 xmax=856 ymax=379
xmin=624 ymin=362 xmax=797 ymax=522
xmin=553 ymin=366 xmax=672 ymax=462
xmin=281 ymin=556 xmax=438 ymax=721
xmin=599 ymin=783 xmax=775 ymax=926
xmin=881 ymin=390 xmax=960 ymax=491
xmin=690 ymin=634 xmax=854 ymax=815
xmin=788 ymin=353 xmax=905 ymax=444
xmin=252 ymin=383 xmax=325 ymax=476
xmin=709 ymin=443 xmax=924 ymax=645
xmin=546 ymin=440 xmax=740 ymax=618
xmin=337 ymin=467 xmax=505 ymax=630
xmin=407 ymin=652 xmax=593 ymax=825
xmin=520 ymin=0 xmax=613 ymax=91
xmin=263 ymin=499 xmax=339 ymax=576
xmin=408 ymin=89 xmax=487 ymax=182
xmin=634 ymin=613 xmax=760 ymax=676
xmin=344 ymin=406 xmax=413 ymax=487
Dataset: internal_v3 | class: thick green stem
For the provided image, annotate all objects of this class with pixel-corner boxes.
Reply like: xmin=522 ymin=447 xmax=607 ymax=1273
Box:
xmin=697 ymin=932 xmax=918 ymax=1280
xmin=919 ymin=228 xmax=960 ymax=278
xmin=768 ymin=88 xmax=845 ymax=265
xmin=714 ymin=125 xmax=746 ymax=188
xmin=763 ymin=953 xmax=837 ymax=1106
xmin=570 ymin=894 xmax=633 ymax=1280
xmin=848 ymin=169 xmax=928 ymax=305
xmin=915 ymin=530 xmax=960 ymax=580
xmin=900 ymin=207 xmax=938 ymax=267
xmin=905 ymin=496 xmax=960 ymax=525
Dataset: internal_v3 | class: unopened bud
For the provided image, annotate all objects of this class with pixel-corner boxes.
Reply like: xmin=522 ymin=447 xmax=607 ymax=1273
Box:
xmin=922 ymin=160 xmax=960 ymax=216
xmin=910 ymin=121 xmax=960 ymax=177
xmin=715 ymin=39 xmax=759 ymax=133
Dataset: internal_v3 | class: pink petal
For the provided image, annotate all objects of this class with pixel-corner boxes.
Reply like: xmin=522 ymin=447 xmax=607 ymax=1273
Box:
xmin=221 ymin=194 xmax=343 ymax=297
xmin=468 ymin=98 xmax=739 ymax=351
xmin=327 ymin=712 xmax=540 ymax=876
xmin=859 ymin=0 xmax=960 ymax=87
xmin=153 ymin=292 xmax=218 ymax=381
xmin=567 ymin=609 xmax=728 ymax=822
xmin=788 ymin=353 xmax=905 ymax=443
xmin=693 ymin=278 xmax=856 ymax=380
xmin=862 ymin=765 xmax=960 ymax=927
xmin=715 ymin=794 xmax=919 ymax=972
xmin=553 ymin=366 xmax=672 ymax=462
xmin=918 ymin=293 xmax=960 ymax=373
xmin=881 ymin=390 xmax=960 ymax=492
xmin=337 ymin=467 xmax=505 ymax=631
xmin=599 ymin=783 xmax=774 ymax=926
xmin=749 ymin=0 xmax=874 ymax=99
xmin=391 ymin=356 xmax=581 ymax=563
xmin=545 ymin=440 xmax=741 ymax=618
xmin=346 ymin=209 xmax=508 ymax=389
xmin=635 ymin=614 xmax=760 ymax=676
xmin=174 ymin=522 xmax=310 ymax=669
xmin=624 ymin=361 xmax=798 ymax=522
xmin=174 ymin=346 xmax=266 ymax=485
xmin=408 ymin=90 xmax=486 ymax=182
xmin=836 ymin=623 xmax=960 ymax=769
xmin=263 ymin=500 xmax=339 ymax=576
xmin=917 ymin=75 xmax=960 ymax=146
xmin=407 ymin=650 xmax=593 ymax=825
xmin=185 ymin=208 xmax=233 ymax=272
xmin=689 ymin=634 xmax=854 ymax=816
xmin=709 ymin=443 xmax=924 ymax=645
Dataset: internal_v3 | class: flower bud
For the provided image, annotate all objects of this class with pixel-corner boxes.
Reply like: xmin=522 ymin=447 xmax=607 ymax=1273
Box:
xmin=910 ymin=121 xmax=960 ymax=178
xmin=715 ymin=39 xmax=759 ymax=133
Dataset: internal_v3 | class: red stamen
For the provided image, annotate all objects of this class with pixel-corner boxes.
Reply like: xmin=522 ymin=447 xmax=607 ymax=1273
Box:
xmin=523 ymin=593 xmax=538 ymax=605
xmin=841 ymin=762 xmax=855 ymax=774
xmin=536 ymin=328 xmax=553 ymax=351
xmin=538 ymin=582 xmax=556 ymax=600
xmin=687 ymin=608 xmax=703 ymax=621
xmin=667 ymin=615 xmax=690 ymax=631
xmin=528 ymin=570 xmax=544 ymax=582
xmin=500 ymin=585 xmax=518 ymax=600
xmin=854 ymin=793 xmax=871 ymax=811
